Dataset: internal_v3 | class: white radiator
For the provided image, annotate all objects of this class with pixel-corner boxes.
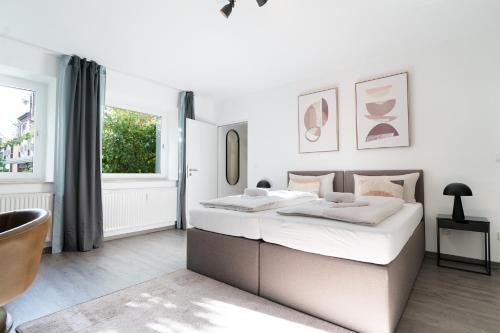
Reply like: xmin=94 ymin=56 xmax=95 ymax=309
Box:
xmin=0 ymin=192 xmax=53 ymax=213
xmin=0 ymin=192 xmax=54 ymax=242
xmin=102 ymin=187 xmax=176 ymax=237
xmin=0 ymin=189 xmax=176 ymax=240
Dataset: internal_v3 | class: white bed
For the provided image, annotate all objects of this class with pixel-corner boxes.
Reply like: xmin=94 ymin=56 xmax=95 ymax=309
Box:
xmin=189 ymin=202 xmax=423 ymax=265
xmin=261 ymin=202 xmax=423 ymax=265
xmin=199 ymin=190 xmax=315 ymax=212
xmin=190 ymin=191 xmax=315 ymax=238
xmin=189 ymin=206 xmax=266 ymax=239
xmin=187 ymin=170 xmax=425 ymax=333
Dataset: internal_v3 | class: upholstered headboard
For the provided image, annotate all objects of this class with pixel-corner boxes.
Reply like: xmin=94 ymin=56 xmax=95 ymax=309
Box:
xmin=287 ymin=171 xmax=344 ymax=192
xmin=344 ymin=170 xmax=424 ymax=205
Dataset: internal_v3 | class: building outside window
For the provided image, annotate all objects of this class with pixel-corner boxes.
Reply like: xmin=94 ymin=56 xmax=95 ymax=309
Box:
xmin=0 ymin=73 xmax=48 ymax=182
xmin=0 ymin=86 xmax=36 ymax=174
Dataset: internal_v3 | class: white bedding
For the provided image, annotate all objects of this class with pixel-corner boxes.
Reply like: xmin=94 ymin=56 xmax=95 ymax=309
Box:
xmin=199 ymin=190 xmax=316 ymax=212
xmin=189 ymin=206 xmax=266 ymax=239
xmin=189 ymin=203 xmax=423 ymax=265
xmin=277 ymin=196 xmax=405 ymax=225
xmin=261 ymin=203 xmax=423 ymax=265
xmin=190 ymin=192 xmax=314 ymax=238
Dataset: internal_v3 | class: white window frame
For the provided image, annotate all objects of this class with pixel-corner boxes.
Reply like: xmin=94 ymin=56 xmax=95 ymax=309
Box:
xmin=0 ymin=74 xmax=48 ymax=183
xmin=102 ymin=105 xmax=168 ymax=181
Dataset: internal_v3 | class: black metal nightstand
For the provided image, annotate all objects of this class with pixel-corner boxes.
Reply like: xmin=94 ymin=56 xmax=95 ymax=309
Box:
xmin=436 ymin=214 xmax=491 ymax=275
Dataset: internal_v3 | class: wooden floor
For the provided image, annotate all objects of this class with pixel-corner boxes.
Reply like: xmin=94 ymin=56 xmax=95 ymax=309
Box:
xmin=6 ymin=230 xmax=186 ymax=328
xmin=399 ymin=258 xmax=500 ymax=333
xmin=6 ymin=230 xmax=500 ymax=332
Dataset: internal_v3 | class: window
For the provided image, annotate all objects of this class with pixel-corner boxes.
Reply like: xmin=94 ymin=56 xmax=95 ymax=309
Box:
xmin=102 ymin=106 xmax=164 ymax=177
xmin=0 ymin=74 xmax=47 ymax=181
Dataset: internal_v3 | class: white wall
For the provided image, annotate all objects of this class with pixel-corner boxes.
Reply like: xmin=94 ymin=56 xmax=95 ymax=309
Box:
xmin=215 ymin=29 xmax=500 ymax=261
xmin=195 ymin=96 xmax=217 ymax=125
xmin=218 ymin=122 xmax=248 ymax=197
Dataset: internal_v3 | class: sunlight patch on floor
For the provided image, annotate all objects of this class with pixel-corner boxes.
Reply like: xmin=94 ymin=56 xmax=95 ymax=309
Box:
xmin=193 ymin=298 xmax=331 ymax=332
xmin=16 ymin=270 xmax=345 ymax=333
xmin=143 ymin=297 xmax=334 ymax=333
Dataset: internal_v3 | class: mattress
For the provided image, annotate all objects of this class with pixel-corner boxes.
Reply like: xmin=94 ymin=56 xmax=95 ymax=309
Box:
xmin=189 ymin=193 xmax=315 ymax=238
xmin=260 ymin=203 xmax=423 ymax=265
xmin=189 ymin=202 xmax=423 ymax=265
xmin=200 ymin=190 xmax=316 ymax=212
xmin=189 ymin=206 xmax=269 ymax=239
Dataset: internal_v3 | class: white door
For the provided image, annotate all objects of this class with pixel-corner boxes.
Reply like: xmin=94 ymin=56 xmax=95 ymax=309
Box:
xmin=186 ymin=119 xmax=218 ymax=227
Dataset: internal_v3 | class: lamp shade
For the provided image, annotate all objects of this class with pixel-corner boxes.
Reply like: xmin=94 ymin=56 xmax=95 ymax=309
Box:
xmin=256 ymin=180 xmax=271 ymax=188
xmin=443 ymin=183 xmax=472 ymax=197
xmin=443 ymin=183 xmax=472 ymax=221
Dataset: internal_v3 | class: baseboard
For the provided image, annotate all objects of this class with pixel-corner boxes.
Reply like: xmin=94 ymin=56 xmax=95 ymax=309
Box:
xmin=43 ymin=240 xmax=52 ymax=253
xmin=42 ymin=225 xmax=177 ymax=253
xmin=104 ymin=225 xmax=176 ymax=241
xmin=103 ymin=221 xmax=176 ymax=238
xmin=425 ymin=251 xmax=499 ymax=268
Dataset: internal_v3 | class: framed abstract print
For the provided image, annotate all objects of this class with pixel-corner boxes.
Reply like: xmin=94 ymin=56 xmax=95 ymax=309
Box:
xmin=355 ymin=72 xmax=409 ymax=149
xmin=298 ymin=87 xmax=339 ymax=153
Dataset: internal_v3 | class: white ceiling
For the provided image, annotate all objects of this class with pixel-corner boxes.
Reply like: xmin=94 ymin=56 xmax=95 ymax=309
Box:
xmin=0 ymin=0 xmax=497 ymax=100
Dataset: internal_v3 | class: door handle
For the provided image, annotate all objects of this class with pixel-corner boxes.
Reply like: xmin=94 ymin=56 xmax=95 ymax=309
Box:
xmin=188 ymin=168 xmax=198 ymax=177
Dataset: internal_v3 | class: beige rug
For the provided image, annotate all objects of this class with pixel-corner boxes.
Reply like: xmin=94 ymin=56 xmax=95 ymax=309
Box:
xmin=17 ymin=269 xmax=350 ymax=333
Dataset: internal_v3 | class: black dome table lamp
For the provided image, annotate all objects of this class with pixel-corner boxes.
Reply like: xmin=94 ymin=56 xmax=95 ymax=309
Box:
xmin=443 ymin=183 xmax=473 ymax=221
xmin=256 ymin=180 xmax=271 ymax=189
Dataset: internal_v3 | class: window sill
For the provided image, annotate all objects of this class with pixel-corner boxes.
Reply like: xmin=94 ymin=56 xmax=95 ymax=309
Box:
xmin=0 ymin=179 xmax=51 ymax=185
xmin=102 ymin=178 xmax=177 ymax=190
xmin=0 ymin=178 xmax=177 ymax=192
xmin=0 ymin=181 xmax=53 ymax=194
xmin=102 ymin=176 xmax=175 ymax=183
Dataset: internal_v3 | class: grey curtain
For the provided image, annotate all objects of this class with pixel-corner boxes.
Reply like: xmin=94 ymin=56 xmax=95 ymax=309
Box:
xmin=176 ymin=91 xmax=195 ymax=229
xmin=52 ymin=55 xmax=106 ymax=252
xmin=52 ymin=55 xmax=72 ymax=254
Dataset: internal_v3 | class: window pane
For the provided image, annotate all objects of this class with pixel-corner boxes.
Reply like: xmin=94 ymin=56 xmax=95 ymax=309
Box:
xmin=102 ymin=106 xmax=161 ymax=174
xmin=0 ymin=85 xmax=36 ymax=174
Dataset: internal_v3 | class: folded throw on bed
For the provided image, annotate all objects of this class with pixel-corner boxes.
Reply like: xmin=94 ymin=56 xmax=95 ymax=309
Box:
xmin=325 ymin=201 xmax=369 ymax=208
xmin=277 ymin=196 xmax=404 ymax=225
xmin=244 ymin=188 xmax=269 ymax=197
xmin=200 ymin=190 xmax=316 ymax=212
xmin=324 ymin=192 xmax=355 ymax=203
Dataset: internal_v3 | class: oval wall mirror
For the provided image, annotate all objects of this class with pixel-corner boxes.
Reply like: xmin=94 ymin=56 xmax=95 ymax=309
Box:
xmin=226 ymin=129 xmax=240 ymax=185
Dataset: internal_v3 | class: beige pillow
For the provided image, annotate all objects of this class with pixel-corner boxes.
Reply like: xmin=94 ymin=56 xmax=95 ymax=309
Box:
xmin=289 ymin=173 xmax=335 ymax=198
xmin=354 ymin=173 xmax=420 ymax=203
xmin=358 ymin=179 xmax=404 ymax=199
xmin=288 ymin=178 xmax=321 ymax=196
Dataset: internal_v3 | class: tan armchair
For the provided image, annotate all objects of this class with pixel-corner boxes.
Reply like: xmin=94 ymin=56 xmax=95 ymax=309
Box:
xmin=0 ymin=209 xmax=50 ymax=333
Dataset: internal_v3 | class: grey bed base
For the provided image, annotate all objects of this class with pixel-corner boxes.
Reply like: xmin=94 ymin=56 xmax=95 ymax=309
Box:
xmin=187 ymin=223 xmax=424 ymax=333
xmin=187 ymin=227 xmax=261 ymax=294
xmin=260 ymin=221 xmax=424 ymax=333
xmin=187 ymin=169 xmax=425 ymax=333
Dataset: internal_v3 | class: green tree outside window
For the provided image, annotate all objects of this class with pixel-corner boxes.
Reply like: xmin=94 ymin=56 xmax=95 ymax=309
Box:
xmin=102 ymin=106 xmax=160 ymax=174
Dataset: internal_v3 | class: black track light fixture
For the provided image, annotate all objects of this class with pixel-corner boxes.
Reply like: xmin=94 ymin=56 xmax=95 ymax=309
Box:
xmin=220 ymin=0 xmax=235 ymax=18
xmin=220 ymin=0 xmax=269 ymax=18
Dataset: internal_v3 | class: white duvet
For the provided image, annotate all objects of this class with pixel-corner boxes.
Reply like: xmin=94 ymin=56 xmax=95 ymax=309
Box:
xmin=200 ymin=190 xmax=316 ymax=212
xmin=277 ymin=196 xmax=405 ymax=225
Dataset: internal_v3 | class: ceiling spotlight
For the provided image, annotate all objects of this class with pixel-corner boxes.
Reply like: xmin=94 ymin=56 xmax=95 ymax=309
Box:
xmin=220 ymin=0 xmax=235 ymax=18
xmin=256 ymin=0 xmax=268 ymax=7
